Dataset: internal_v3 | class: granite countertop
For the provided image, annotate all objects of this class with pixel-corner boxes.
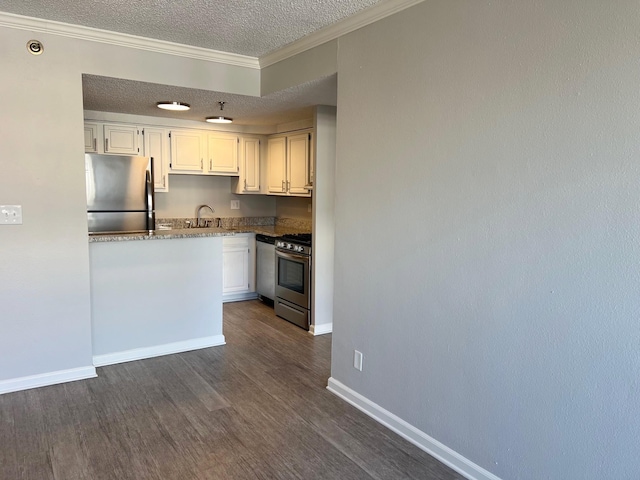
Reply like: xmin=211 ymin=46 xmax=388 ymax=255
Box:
xmin=88 ymin=225 xmax=311 ymax=243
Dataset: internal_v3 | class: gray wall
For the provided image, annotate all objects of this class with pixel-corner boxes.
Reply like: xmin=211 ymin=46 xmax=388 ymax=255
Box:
xmin=0 ymin=26 xmax=257 ymax=383
xmin=331 ymin=1 xmax=640 ymax=479
xmin=312 ymin=106 xmax=337 ymax=329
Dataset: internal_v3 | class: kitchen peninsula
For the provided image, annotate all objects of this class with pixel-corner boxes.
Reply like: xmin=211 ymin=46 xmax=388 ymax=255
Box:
xmin=88 ymin=218 xmax=311 ymax=367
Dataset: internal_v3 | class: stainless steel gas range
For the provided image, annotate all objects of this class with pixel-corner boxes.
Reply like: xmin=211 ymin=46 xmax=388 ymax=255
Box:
xmin=275 ymin=233 xmax=312 ymax=330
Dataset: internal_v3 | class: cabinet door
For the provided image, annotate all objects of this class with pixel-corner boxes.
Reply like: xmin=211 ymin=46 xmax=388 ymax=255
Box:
xmin=207 ymin=133 xmax=238 ymax=174
xmin=308 ymin=131 xmax=315 ymax=188
xmin=142 ymin=127 xmax=169 ymax=192
xmin=267 ymin=137 xmax=287 ymax=194
xmin=287 ymin=133 xmax=311 ymax=196
xmin=223 ymin=237 xmax=250 ymax=294
xmin=170 ymin=129 xmax=204 ymax=172
xmin=103 ymin=124 xmax=139 ymax=155
xmin=241 ymin=137 xmax=261 ymax=192
xmin=84 ymin=123 xmax=98 ymax=153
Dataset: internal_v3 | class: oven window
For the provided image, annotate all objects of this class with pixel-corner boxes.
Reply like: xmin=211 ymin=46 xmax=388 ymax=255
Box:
xmin=278 ymin=257 xmax=305 ymax=294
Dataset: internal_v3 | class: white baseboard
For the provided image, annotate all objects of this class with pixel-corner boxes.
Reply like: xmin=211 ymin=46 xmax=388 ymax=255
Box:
xmin=222 ymin=292 xmax=259 ymax=303
xmin=93 ymin=335 xmax=226 ymax=367
xmin=326 ymin=378 xmax=502 ymax=480
xmin=310 ymin=322 xmax=333 ymax=335
xmin=0 ymin=366 xmax=97 ymax=395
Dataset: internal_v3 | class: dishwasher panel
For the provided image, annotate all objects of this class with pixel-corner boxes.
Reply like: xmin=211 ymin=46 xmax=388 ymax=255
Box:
xmin=256 ymin=234 xmax=275 ymax=304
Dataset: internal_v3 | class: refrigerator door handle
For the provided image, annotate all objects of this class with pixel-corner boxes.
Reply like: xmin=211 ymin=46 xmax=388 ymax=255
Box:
xmin=146 ymin=169 xmax=155 ymax=230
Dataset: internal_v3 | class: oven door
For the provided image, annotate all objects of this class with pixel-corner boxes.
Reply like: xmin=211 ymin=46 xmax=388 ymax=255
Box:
xmin=275 ymin=249 xmax=310 ymax=309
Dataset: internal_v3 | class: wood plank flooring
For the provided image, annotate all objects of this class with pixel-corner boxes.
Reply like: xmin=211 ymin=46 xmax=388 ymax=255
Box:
xmin=0 ymin=300 xmax=464 ymax=480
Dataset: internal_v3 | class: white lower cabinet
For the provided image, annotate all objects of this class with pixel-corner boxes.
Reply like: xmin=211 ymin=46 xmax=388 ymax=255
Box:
xmin=222 ymin=234 xmax=256 ymax=302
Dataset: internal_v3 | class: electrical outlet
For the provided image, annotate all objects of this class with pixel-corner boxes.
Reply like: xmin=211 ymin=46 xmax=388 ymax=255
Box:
xmin=354 ymin=350 xmax=363 ymax=371
xmin=230 ymin=200 xmax=240 ymax=210
xmin=0 ymin=205 xmax=22 ymax=225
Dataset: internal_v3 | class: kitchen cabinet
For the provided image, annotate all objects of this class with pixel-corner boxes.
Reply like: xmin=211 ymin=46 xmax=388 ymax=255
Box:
xmin=287 ymin=132 xmax=311 ymax=195
xmin=169 ymin=129 xmax=240 ymax=176
xmin=84 ymin=122 xmax=98 ymax=153
xmin=207 ymin=133 xmax=239 ymax=175
xmin=103 ymin=124 xmax=140 ymax=155
xmin=169 ymin=129 xmax=206 ymax=172
xmin=232 ymin=136 xmax=261 ymax=194
xmin=267 ymin=137 xmax=287 ymax=194
xmin=142 ymin=127 xmax=170 ymax=193
xmin=222 ymin=234 xmax=257 ymax=302
xmin=267 ymin=131 xmax=312 ymax=197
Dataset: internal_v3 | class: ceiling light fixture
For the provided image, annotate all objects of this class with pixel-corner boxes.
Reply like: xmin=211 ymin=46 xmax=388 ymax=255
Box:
xmin=206 ymin=101 xmax=233 ymax=124
xmin=157 ymin=101 xmax=190 ymax=111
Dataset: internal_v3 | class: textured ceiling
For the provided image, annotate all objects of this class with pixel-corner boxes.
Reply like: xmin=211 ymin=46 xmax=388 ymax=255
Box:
xmin=1 ymin=0 xmax=364 ymax=125
xmin=82 ymin=74 xmax=337 ymax=126
xmin=0 ymin=0 xmax=383 ymax=57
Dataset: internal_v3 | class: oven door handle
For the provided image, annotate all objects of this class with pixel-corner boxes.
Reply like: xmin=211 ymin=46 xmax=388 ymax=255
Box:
xmin=276 ymin=250 xmax=309 ymax=262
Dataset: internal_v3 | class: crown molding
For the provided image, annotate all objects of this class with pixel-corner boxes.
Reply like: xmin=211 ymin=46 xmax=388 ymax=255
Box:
xmin=0 ymin=11 xmax=260 ymax=69
xmin=259 ymin=0 xmax=425 ymax=68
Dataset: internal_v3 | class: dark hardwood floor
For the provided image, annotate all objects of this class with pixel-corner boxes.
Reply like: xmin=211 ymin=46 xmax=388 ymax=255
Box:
xmin=0 ymin=300 xmax=463 ymax=479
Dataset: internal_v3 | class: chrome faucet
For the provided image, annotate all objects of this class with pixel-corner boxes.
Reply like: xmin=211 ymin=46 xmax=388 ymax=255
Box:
xmin=196 ymin=204 xmax=215 ymax=227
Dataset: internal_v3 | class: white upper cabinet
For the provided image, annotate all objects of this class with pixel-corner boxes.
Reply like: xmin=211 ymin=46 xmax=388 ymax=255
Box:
xmin=233 ymin=136 xmax=261 ymax=194
xmin=267 ymin=137 xmax=287 ymax=194
xmin=207 ymin=133 xmax=239 ymax=175
xmin=267 ymin=131 xmax=312 ymax=197
xmin=142 ymin=127 xmax=170 ymax=192
xmin=84 ymin=123 xmax=98 ymax=153
xmin=169 ymin=129 xmax=205 ymax=172
xmin=103 ymin=124 xmax=140 ymax=155
xmin=287 ymin=132 xmax=311 ymax=195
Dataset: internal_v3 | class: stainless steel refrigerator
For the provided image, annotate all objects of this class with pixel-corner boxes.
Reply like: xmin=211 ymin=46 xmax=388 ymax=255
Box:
xmin=85 ymin=154 xmax=155 ymax=234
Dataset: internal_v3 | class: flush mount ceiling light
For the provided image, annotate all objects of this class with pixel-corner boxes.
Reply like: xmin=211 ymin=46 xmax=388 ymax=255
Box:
xmin=157 ymin=101 xmax=190 ymax=111
xmin=206 ymin=101 xmax=233 ymax=124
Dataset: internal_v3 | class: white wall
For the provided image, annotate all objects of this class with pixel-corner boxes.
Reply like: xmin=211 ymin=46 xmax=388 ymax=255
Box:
xmin=0 ymin=25 xmax=257 ymax=386
xmin=331 ymin=1 xmax=640 ymax=479
xmin=275 ymin=196 xmax=312 ymax=220
xmin=156 ymin=175 xmax=276 ymax=218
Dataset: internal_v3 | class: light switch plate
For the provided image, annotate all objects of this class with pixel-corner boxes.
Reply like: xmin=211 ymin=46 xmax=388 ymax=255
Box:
xmin=354 ymin=350 xmax=363 ymax=371
xmin=0 ymin=205 xmax=22 ymax=225
xmin=230 ymin=200 xmax=240 ymax=210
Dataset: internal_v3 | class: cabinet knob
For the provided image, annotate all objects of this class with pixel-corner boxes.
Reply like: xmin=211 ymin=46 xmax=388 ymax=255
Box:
xmin=105 ymin=138 xmax=109 ymax=152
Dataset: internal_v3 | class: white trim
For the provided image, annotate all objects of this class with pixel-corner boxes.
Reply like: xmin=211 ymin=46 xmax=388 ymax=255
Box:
xmin=326 ymin=378 xmax=502 ymax=480
xmin=259 ymin=0 xmax=426 ymax=67
xmin=0 ymin=366 xmax=97 ymax=395
xmin=310 ymin=322 xmax=333 ymax=336
xmin=0 ymin=11 xmax=260 ymax=69
xmin=222 ymin=292 xmax=259 ymax=303
xmin=93 ymin=335 xmax=226 ymax=367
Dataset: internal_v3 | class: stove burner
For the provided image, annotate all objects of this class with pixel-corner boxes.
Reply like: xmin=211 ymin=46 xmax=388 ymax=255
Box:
xmin=280 ymin=233 xmax=312 ymax=246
